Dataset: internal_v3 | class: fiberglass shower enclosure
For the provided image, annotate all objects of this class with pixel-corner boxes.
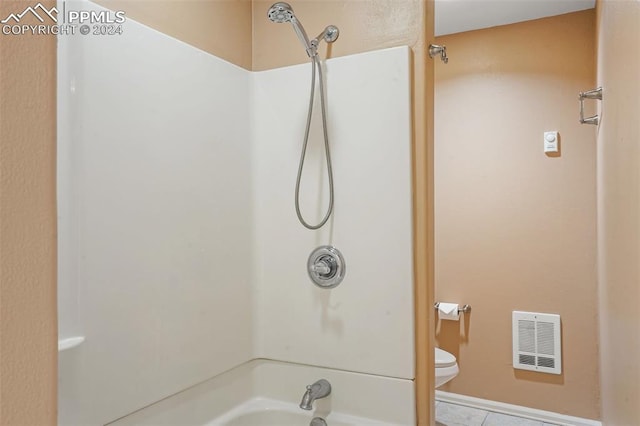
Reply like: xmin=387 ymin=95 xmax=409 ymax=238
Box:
xmin=57 ymin=1 xmax=415 ymax=424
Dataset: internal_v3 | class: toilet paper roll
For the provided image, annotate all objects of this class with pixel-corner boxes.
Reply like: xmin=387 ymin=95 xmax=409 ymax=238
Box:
xmin=438 ymin=303 xmax=460 ymax=321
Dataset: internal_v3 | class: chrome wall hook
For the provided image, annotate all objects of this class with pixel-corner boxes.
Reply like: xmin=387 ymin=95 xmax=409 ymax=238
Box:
xmin=579 ymin=87 xmax=602 ymax=125
xmin=429 ymin=44 xmax=448 ymax=64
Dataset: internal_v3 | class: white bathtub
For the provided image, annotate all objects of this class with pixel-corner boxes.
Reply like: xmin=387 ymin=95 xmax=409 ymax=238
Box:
xmin=211 ymin=397 xmax=396 ymax=426
xmin=110 ymin=360 xmax=415 ymax=426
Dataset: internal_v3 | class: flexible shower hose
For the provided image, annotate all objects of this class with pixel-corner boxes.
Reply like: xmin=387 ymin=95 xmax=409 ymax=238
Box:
xmin=294 ymin=55 xmax=334 ymax=230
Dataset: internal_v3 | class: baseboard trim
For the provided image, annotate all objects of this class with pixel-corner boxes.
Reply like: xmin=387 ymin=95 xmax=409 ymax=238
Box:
xmin=435 ymin=391 xmax=601 ymax=426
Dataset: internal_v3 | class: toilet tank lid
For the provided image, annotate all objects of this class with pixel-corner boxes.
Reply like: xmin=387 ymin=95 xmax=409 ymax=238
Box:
xmin=435 ymin=348 xmax=457 ymax=367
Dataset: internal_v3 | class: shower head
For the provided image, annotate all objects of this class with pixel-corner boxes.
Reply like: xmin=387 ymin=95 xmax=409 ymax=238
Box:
xmin=267 ymin=2 xmax=295 ymax=23
xmin=267 ymin=2 xmax=315 ymax=57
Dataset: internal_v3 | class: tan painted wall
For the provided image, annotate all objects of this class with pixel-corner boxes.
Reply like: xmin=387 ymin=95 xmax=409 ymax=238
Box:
xmin=596 ymin=1 xmax=640 ymax=425
xmin=0 ymin=2 xmax=58 ymax=425
xmin=252 ymin=0 xmax=423 ymax=70
xmin=96 ymin=0 xmax=425 ymax=72
xmin=94 ymin=0 xmax=253 ymax=70
xmin=434 ymin=11 xmax=600 ymax=419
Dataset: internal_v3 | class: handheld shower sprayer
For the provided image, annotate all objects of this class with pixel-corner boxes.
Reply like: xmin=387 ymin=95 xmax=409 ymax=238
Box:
xmin=267 ymin=2 xmax=339 ymax=230
xmin=267 ymin=2 xmax=339 ymax=57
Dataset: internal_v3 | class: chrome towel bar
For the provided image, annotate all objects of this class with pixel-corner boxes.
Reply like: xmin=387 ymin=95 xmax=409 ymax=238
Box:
xmin=579 ymin=87 xmax=602 ymax=125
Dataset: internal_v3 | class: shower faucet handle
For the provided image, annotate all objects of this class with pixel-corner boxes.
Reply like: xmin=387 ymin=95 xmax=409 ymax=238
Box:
xmin=311 ymin=259 xmax=332 ymax=275
xmin=307 ymin=246 xmax=346 ymax=289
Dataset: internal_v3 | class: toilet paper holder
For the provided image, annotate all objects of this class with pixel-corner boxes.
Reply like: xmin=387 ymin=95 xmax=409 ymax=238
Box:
xmin=434 ymin=302 xmax=471 ymax=314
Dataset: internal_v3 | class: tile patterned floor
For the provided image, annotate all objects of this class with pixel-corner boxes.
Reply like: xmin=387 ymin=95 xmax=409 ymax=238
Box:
xmin=435 ymin=401 xmax=560 ymax=426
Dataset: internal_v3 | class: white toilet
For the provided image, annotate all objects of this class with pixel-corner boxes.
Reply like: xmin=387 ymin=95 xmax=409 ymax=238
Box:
xmin=435 ymin=347 xmax=459 ymax=387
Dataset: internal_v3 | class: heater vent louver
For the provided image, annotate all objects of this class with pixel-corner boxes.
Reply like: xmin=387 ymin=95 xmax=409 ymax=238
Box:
xmin=512 ymin=311 xmax=561 ymax=375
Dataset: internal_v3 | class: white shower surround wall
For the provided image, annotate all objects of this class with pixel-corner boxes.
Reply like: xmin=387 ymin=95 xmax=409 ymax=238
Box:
xmin=57 ymin=2 xmax=254 ymax=424
xmin=58 ymin=2 xmax=414 ymax=424
xmin=252 ymin=52 xmax=414 ymax=378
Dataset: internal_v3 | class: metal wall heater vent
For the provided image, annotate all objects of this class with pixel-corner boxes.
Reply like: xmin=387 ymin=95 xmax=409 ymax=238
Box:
xmin=512 ymin=311 xmax=561 ymax=375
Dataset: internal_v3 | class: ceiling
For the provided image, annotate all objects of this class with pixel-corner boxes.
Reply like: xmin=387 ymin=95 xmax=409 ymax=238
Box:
xmin=436 ymin=0 xmax=596 ymax=36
